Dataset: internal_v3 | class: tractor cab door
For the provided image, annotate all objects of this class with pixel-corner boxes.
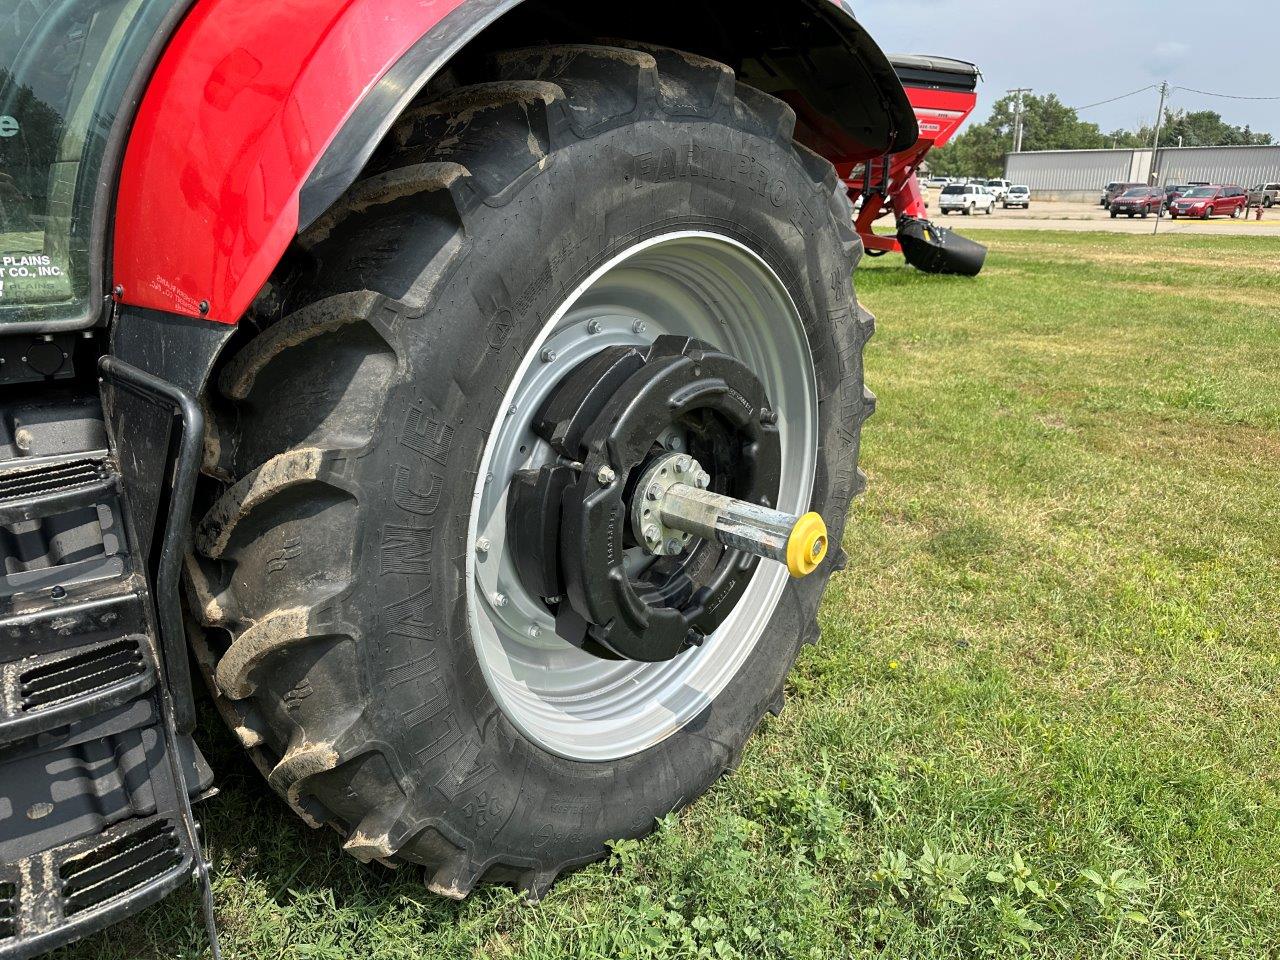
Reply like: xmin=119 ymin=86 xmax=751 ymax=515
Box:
xmin=0 ymin=0 xmax=183 ymax=332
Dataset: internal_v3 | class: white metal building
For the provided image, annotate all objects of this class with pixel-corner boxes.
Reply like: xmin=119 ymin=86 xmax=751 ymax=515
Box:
xmin=1004 ymin=144 xmax=1280 ymax=201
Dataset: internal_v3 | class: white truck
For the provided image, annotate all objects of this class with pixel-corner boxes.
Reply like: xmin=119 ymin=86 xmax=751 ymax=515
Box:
xmin=939 ymin=182 xmax=997 ymax=215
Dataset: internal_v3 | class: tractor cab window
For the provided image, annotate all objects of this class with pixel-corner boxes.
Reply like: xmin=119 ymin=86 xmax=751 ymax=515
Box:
xmin=0 ymin=0 xmax=178 ymax=328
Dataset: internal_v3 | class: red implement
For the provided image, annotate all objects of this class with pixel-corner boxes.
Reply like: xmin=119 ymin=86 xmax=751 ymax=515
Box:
xmin=842 ymin=55 xmax=987 ymax=275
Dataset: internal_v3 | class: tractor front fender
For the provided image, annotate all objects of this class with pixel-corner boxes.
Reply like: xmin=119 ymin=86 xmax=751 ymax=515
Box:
xmin=113 ymin=0 xmax=913 ymax=325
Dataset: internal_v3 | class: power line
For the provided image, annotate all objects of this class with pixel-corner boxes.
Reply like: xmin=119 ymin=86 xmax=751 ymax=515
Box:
xmin=1172 ymin=85 xmax=1280 ymax=101
xmin=1072 ymin=85 xmax=1157 ymax=112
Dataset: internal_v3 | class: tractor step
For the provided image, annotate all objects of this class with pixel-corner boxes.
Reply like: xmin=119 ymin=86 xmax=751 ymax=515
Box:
xmin=0 ymin=360 xmax=217 ymax=959
xmin=0 ymin=635 xmax=157 ymax=745
xmin=0 ymin=457 xmax=116 ymax=526
xmin=0 ymin=815 xmax=191 ymax=960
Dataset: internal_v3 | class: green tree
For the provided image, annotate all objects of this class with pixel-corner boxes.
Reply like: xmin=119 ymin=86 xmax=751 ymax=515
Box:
xmin=1154 ymin=109 xmax=1273 ymax=147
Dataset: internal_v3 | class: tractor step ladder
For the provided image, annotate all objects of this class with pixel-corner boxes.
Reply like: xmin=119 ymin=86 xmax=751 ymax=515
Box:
xmin=0 ymin=427 xmax=215 ymax=958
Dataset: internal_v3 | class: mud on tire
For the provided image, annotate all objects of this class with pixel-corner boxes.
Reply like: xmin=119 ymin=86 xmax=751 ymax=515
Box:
xmin=186 ymin=42 xmax=876 ymax=898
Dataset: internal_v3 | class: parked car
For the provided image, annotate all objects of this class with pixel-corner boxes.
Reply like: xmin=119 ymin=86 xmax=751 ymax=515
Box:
xmin=984 ymin=178 xmax=1012 ymax=199
xmin=939 ymin=182 xmax=996 ymax=215
xmin=924 ymin=175 xmax=951 ymax=188
xmin=1163 ymin=184 xmax=1195 ymax=205
xmin=1168 ymin=185 xmax=1249 ymax=219
xmin=1101 ymin=182 xmax=1146 ymax=209
xmin=1247 ymin=182 xmax=1280 ymax=208
xmin=1002 ymin=185 xmax=1031 ymax=209
xmin=1109 ymin=186 xmax=1165 ymax=218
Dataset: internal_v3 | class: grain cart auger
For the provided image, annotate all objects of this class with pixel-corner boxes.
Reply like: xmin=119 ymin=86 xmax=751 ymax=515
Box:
xmin=0 ymin=1 xmax=916 ymax=954
xmin=842 ymin=54 xmax=988 ymax=276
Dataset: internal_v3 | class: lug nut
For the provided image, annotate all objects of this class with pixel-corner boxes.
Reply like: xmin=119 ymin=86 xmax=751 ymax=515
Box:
xmin=646 ymin=483 xmax=662 ymax=501
xmin=597 ymin=465 xmax=617 ymax=485
xmin=632 ymin=319 xmax=647 ymax=335
xmin=644 ymin=524 xmax=661 ymax=544
xmin=541 ymin=348 xmax=558 ymax=363
xmin=586 ymin=318 xmax=602 ymax=334
xmin=527 ymin=625 xmax=541 ymax=639
xmin=491 ymin=592 xmax=508 ymax=607
xmin=475 ymin=538 xmax=491 ymax=554
xmin=695 ymin=470 xmax=710 ymax=489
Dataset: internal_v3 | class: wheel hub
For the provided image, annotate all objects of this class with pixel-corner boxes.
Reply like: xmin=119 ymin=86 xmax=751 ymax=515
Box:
xmin=631 ymin=451 xmax=708 ymax=557
xmin=508 ymin=335 xmax=782 ymax=662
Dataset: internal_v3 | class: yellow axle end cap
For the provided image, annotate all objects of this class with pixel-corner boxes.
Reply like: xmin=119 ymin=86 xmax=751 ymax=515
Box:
xmin=786 ymin=512 xmax=828 ymax=578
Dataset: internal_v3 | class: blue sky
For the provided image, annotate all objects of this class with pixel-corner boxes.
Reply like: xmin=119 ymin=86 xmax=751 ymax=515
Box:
xmin=858 ymin=0 xmax=1279 ymax=136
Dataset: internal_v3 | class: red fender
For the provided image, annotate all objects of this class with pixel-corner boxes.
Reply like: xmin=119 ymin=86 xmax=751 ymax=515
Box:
xmin=113 ymin=0 xmax=912 ymax=325
xmin=113 ymin=0 xmax=466 ymax=324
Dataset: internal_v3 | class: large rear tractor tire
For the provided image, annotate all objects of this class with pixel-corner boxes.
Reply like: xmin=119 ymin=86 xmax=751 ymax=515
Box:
xmin=187 ymin=43 xmax=873 ymax=899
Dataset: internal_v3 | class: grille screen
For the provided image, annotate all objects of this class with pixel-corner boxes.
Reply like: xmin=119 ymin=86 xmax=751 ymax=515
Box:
xmin=60 ymin=820 xmax=181 ymax=915
xmin=19 ymin=638 xmax=146 ymax=710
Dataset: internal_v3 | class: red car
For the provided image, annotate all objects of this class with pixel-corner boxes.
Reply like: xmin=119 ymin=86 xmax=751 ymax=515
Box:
xmin=1109 ymin=186 xmax=1165 ymax=218
xmin=1169 ymin=185 xmax=1249 ymax=219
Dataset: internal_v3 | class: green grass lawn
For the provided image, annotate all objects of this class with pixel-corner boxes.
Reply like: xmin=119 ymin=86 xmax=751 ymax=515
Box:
xmin=60 ymin=231 xmax=1280 ymax=959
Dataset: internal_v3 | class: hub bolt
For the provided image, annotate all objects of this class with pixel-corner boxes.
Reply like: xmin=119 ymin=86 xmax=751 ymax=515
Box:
xmin=665 ymin=435 xmax=682 ymax=451
xmin=586 ymin=318 xmax=602 ymax=334
xmin=694 ymin=470 xmax=710 ymax=489
xmin=646 ymin=483 xmax=662 ymax=501
xmin=597 ymin=465 xmax=617 ymax=485
xmin=527 ymin=625 xmax=541 ymax=639
xmin=665 ymin=537 xmax=682 ymax=554
xmin=541 ymin=348 xmax=558 ymax=363
xmin=632 ymin=319 xmax=647 ymax=335
xmin=643 ymin=524 xmax=661 ymax=545
xmin=475 ymin=538 xmax=491 ymax=554
xmin=491 ymin=592 xmax=508 ymax=607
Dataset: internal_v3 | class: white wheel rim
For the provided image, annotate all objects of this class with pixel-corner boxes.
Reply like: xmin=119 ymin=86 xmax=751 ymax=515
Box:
xmin=465 ymin=232 xmax=818 ymax=761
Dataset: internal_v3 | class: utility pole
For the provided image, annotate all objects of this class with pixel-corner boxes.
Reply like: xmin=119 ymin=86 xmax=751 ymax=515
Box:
xmin=1150 ymin=81 xmax=1168 ymax=155
xmin=1151 ymin=81 xmax=1169 ymax=236
xmin=1008 ymin=88 xmax=1031 ymax=153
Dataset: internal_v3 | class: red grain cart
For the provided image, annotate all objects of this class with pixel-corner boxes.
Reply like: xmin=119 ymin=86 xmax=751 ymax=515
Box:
xmin=842 ymin=55 xmax=988 ymax=275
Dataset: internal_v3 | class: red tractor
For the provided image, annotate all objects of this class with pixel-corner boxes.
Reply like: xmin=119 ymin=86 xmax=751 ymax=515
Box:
xmin=842 ymin=55 xmax=988 ymax=276
xmin=0 ymin=2 xmax=918 ymax=955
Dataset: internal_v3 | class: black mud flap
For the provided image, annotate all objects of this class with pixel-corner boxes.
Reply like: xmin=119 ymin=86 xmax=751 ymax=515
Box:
xmin=0 ymin=360 xmax=218 ymax=959
xmin=898 ymin=217 xmax=988 ymax=276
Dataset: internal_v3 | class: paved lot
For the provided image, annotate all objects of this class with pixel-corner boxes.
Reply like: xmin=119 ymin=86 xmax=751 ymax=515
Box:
xmin=917 ymin=197 xmax=1280 ymax=236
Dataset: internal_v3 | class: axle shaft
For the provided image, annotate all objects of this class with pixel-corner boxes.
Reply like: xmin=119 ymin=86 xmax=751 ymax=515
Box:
xmin=659 ymin=484 xmax=828 ymax=578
